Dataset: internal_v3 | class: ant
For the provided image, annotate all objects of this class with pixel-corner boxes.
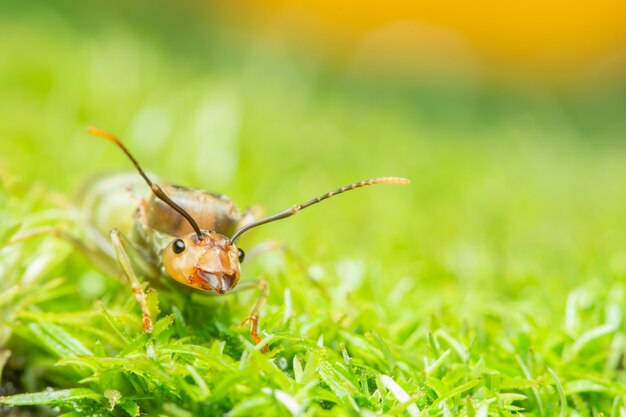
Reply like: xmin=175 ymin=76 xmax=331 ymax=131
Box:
xmin=31 ymin=127 xmax=410 ymax=350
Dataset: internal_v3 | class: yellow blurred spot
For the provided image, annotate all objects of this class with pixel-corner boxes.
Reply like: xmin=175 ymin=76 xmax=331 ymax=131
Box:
xmin=229 ymin=0 xmax=626 ymax=84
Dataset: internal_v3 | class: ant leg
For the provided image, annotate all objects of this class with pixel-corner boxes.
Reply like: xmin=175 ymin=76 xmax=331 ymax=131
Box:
xmin=5 ymin=227 xmax=120 ymax=277
xmin=237 ymin=279 xmax=270 ymax=352
xmin=245 ymin=241 xmax=329 ymax=298
xmin=245 ymin=240 xmax=298 ymax=264
xmin=10 ymin=226 xmax=159 ymax=332
xmin=3 ymin=226 xmax=62 ymax=245
xmin=238 ymin=205 xmax=264 ymax=229
xmin=109 ymin=228 xmax=153 ymax=333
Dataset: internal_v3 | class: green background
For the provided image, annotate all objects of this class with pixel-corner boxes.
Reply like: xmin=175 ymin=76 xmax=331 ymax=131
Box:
xmin=2 ymin=1 xmax=626 ymax=416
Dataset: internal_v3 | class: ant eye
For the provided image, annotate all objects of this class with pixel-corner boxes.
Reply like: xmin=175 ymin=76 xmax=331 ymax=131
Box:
xmin=238 ymin=248 xmax=245 ymax=263
xmin=172 ymin=239 xmax=186 ymax=254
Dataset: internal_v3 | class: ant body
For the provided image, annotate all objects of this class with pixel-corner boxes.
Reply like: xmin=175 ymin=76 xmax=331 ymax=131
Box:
xmin=83 ymin=128 xmax=409 ymax=348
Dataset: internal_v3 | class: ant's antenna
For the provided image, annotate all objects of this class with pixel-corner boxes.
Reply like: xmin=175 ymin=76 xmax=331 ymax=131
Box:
xmin=87 ymin=127 xmax=205 ymax=240
xmin=230 ymin=177 xmax=410 ymax=243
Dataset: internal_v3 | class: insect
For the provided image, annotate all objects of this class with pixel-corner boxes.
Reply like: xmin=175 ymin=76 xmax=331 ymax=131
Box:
xmin=86 ymin=127 xmax=410 ymax=348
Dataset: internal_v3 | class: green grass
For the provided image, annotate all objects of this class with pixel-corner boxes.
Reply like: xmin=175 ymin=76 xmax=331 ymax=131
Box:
xmin=3 ymin=3 xmax=626 ymax=416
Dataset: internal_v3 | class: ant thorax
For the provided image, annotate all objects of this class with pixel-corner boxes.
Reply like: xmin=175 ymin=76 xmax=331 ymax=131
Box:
xmin=146 ymin=185 xmax=241 ymax=237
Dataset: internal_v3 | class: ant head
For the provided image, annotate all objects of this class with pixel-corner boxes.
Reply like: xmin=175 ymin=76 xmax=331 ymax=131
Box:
xmin=162 ymin=231 xmax=245 ymax=293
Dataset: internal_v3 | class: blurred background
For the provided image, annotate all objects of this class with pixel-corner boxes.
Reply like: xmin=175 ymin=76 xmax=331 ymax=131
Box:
xmin=2 ymin=0 xmax=626 ymax=308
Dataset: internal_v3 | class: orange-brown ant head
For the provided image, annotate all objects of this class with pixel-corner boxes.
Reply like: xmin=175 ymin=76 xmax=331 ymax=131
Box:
xmin=162 ymin=231 xmax=244 ymax=293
